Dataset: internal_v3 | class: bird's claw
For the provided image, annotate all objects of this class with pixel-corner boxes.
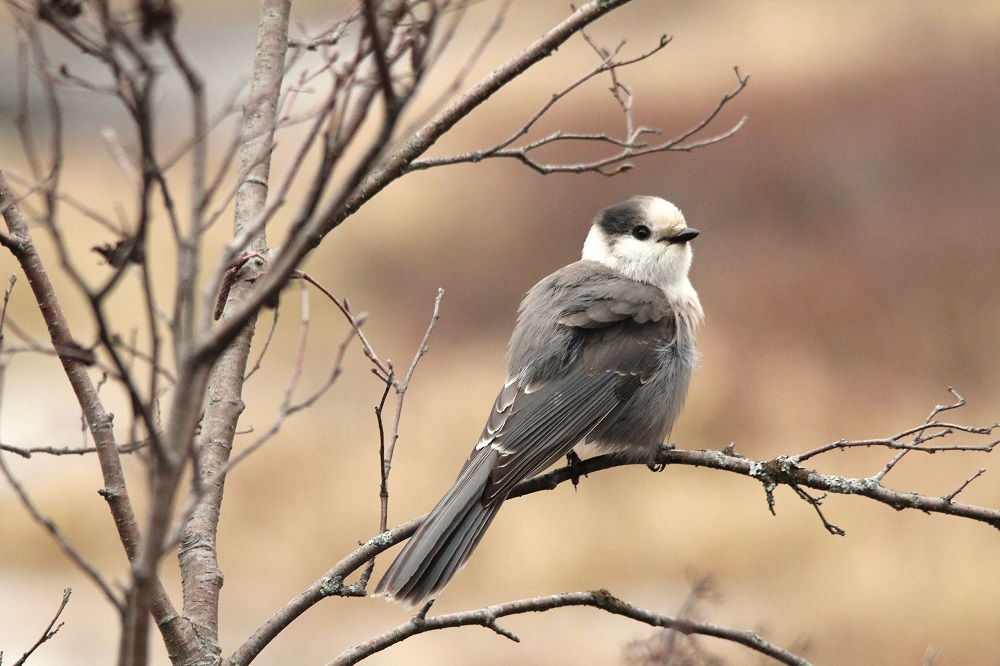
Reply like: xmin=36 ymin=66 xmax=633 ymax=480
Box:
xmin=647 ymin=442 xmax=674 ymax=472
xmin=566 ymin=450 xmax=583 ymax=489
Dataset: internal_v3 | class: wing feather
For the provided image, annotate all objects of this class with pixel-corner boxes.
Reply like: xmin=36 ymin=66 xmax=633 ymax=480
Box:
xmin=483 ymin=365 xmax=627 ymax=503
xmin=479 ymin=268 xmax=679 ymax=503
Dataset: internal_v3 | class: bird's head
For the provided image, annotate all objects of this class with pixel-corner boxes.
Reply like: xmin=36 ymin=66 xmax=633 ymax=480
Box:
xmin=582 ymin=196 xmax=699 ymax=291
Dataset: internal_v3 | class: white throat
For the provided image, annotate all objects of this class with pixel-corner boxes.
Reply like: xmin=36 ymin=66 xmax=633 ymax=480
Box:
xmin=581 ymin=225 xmax=703 ymax=322
xmin=581 ymin=225 xmax=691 ymax=288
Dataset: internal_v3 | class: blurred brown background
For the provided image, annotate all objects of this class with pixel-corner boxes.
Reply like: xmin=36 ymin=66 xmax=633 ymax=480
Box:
xmin=2 ymin=1 xmax=999 ymax=664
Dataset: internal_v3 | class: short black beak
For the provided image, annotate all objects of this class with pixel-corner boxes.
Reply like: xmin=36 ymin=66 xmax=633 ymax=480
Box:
xmin=663 ymin=228 xmax=700 ymax=244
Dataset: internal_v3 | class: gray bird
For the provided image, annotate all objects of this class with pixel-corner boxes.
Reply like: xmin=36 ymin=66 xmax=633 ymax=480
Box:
xmin=375 ymin=195 xmax=703 ymax=607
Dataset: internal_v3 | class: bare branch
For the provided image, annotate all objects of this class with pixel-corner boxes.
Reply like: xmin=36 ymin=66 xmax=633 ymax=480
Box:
xmin=0 ymin=172 xmax=194 ymax=650
xmin=361 ymin=0 xmax=399 ymax=113
xmin=0 ymin=450 xmax=121 ymax=608
xmin=288 ymin=275 xmax=444 ymax=589
xmin=513 ymin=437 xmax=1000 ymax=532
xmin=794 ymin=398 xmax=998 ymax=464
xmin=330 ymin=590 xmax=810 ymax=666
xmin=228 ymin=391 xmax=996 ymax=664
xmin=507 ymin=392 xmax=1000 ymax=538
xmin=174 ymin=2 xmax=292 ymax=658
xmin=942 ymin=468 xmax=988 ymax=504
xmin=10 ymin=588 xmax=72 ymax=666
xmin=0 ymin=438 xmax=149 ymax=459
xmin=789 ymin=486 xmax=845 ymax=536
xmin=374 ymin=371 xmax=394 ymax=530
xmin=288 ymin=8 xmax=359 ymax=51
xmin=409 ymin=41 xmax=750 ymax=176
xmin=299 ymin=271 xmax=390 ymax=379
xmin=370 ymin=288 xmax=443 ymax=583
xmin=199 ymin=0 xmax=640 ymax=365
xmin=383 ymin=288 xmax=443 ymax=462
xmin=927 ymin=386 xmax=966 ymax=421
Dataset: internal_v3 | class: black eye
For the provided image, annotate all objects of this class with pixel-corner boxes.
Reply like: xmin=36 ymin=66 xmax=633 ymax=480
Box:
xmin=632 ymin=225 xmax=651 ymax=241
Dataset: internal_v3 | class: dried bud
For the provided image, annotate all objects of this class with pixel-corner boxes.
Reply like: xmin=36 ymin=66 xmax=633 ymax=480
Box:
xmin=138 ymin=0 xmax=176 ymax=41
xmin=93 ymin=236 xmax=143 ymax=268
xmin=38 ymin=0 xmax=83 ymax=21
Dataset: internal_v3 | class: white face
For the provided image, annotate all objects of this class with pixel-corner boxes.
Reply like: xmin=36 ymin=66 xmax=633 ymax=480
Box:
xmin=582 ymin=197 xmax=695 ymax=291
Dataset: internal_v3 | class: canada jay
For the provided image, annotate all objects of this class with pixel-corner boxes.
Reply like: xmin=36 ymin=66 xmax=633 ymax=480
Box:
xmin=375 ymin=195 xmax=703 ymax=607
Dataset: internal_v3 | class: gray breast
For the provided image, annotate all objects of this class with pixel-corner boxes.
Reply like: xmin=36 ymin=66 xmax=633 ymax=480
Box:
xmin=587 ymin=310 xmax=698 ymax=462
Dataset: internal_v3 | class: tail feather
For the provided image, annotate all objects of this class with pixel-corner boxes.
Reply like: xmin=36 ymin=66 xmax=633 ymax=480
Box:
xmin=416 ymin=499 xmax=500 ymax=601
xmin=375 ymin=448 xmax=501 ymax=608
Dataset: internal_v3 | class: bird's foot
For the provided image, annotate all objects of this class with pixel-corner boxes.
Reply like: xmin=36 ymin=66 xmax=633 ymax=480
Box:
xmin=566 ymin=450 xmax=583 ymax=489
xmin=647 ymin=442 xmax=675 ymax=472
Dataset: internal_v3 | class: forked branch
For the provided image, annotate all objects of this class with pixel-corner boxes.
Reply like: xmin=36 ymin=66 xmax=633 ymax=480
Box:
xmin=409 ymin=37 xmax=749 ymax=176
xmin=8 ymin=588 xmax=72 ymax=666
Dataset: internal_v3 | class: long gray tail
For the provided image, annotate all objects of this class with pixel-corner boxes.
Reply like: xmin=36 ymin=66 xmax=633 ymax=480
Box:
xmin=374 ymin=448 xmax=501 ymax=608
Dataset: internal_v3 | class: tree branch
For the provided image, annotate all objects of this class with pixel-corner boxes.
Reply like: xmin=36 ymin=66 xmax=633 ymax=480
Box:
xmin=198 ymin=0 xmax=639 ymax=365
xmin=511 ymin=395 xmax=1000 ymax=532
xmin=409 ymin=42 xmax=749 ymax=176
xmin=0 ymin=168 xmax=200 ymax=660
xmin=10 ymin=588 xmax=72 ymax=666
xmin=174 ymin=1 xmax=291 ymax=662
xmin=0 ymin=447 xmax=119 ymax=607
xmin=330 ymin=590 xmax=810 ymax=666
xmin=225 ymin=393 xmax=995 ymax=664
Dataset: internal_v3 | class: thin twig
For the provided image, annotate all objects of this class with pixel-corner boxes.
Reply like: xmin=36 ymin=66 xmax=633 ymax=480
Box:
xmin=0 ymin=438 xmax=150 ymax=459
xmin=0 ymin=170 xmax=184 ymax=639
xmin=384 ymin=288 xmax=443 ymax=461
xmin=298 ymin=271 xmax=389 ymax=378
xmin=790 ymin=485 xmax=845 ymax=536
xmin=11 ymin=588 xmax=72 ymax=666
xmin=244 ymin=306 xmax=281 ymax=381
xmin=408 ymin=41 xmax=749 ymax=176
xmin=375 ymin=374 xmax=394 ymax=531
xmin=942 ymin=468 xmax=987 ymax=503
xmin=372 ymin=288 xmax=444 ymax=579
xmin=0 ymin=450 xmax=121 ymax=608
